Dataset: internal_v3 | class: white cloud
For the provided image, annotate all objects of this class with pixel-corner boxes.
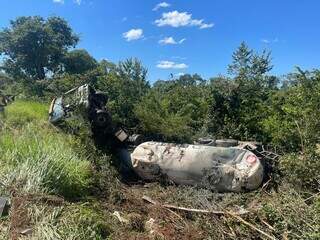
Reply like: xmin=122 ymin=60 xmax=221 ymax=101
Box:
xmin=199 ymin=23 xmax=214 ymax=29
xmin=175 ymin=72 xmax=185 ymax=77
xmin=74 ymin=0 xmax=81 ymax=5
xmin=123 ymin=29 xmax=144 ymax=41
xmin=159 ymin=37 xmax=176 ymax=45
xmin=53 ymin=0 xmax=64 ymax=4
xmin=172 ymin=56 xmax=187 ymax=60
xmin=261 ymin=39 xmax=270 ymax=44
xmin=153 ymin=2 xmax=171 ymax=11
xmin=155 ymin=11 xmax=214 ymax=29
xmin=178 ymin=38 xmax=186 ymax=44
xmin=157 ymin=60 xmax=188 ymax=69
xmin=158 ymin=37 xmax=186 ymax=45
xmin=261 ymin=38 xmax=279 ymax=44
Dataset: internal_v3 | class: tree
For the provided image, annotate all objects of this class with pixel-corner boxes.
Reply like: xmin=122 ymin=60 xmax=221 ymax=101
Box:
xmin=63 ymin=49 xmax=97 ymax=74
xmin=228 ymin=42 xmax=253 ymax=78
xmin=134 ymin=74 xmax=209 ymax=142
xmin=93 ymin=59 xmax=150 ymax=129
xmin=207 ymin=43 xmax=275 ymax=141
xmin=263 ymin=69 xmax=320 ymax=152
xmin=228 ymin=41 xmax=272 ymax=81
xmin=0 ymin=16 xmax=79 ymax=80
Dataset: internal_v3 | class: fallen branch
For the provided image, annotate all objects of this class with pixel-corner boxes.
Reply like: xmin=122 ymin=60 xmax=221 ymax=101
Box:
xmin=227 ymin=211 xmax=275 ymax=240
xmin=142 ymin=195 xmax=276 ymax=240
xmin=304 ymin=191 xmax=320 ymax=202
xmin=143 ymin=195 xmax=230 ymax=215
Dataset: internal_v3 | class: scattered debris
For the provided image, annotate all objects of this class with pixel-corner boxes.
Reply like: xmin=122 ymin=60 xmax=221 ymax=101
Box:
xmin=142 ymin=195 xmax=276 ymax=240
xmin=145 ymin=218 xmax=156 ymax=234
xmin=49 ymin=84 xmax=279 ymax=193
xmin=9 ymin=194 xmax=64 ymax=240
xmin=112 ymin=211 xmax=129 ymax=223
xmin=20 ymin=228 xmax=32 ymax=235
xmin=0 ymin=197 xmax=9 ymax=217
xmin=143 ymin=195 xmax=228 ymax=215
xmin=226 ymin=210 xmax=275 ymax=240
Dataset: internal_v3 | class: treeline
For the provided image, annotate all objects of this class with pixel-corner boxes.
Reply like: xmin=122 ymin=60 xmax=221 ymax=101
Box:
xmin=1 ymin=16 xmax=319 ymax=190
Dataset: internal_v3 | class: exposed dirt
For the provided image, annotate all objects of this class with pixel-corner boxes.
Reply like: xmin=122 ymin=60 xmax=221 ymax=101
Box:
xmin=9 ymin=194 xmax=64 ymax=240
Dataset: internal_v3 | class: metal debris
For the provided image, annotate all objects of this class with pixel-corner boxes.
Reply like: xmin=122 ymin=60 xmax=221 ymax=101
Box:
xmin=0 ymin=197 xmax=9 ymax=217
xmin=112 ymin=211 xmax=129 ymax=223
xmin=20 ymin=228 xmax=32 ymax=235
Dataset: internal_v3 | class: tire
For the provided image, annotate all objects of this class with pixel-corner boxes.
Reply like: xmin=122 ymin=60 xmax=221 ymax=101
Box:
xmin=215 ymin=139 xmax=238 ymax=147
xmin=94 ymin=110 xmax=111 ymax=127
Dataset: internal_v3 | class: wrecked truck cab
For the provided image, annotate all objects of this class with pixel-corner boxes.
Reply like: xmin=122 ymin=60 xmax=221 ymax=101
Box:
xmin=131 ymin=142 xmax=264 ymax=192
xmin=49 ymin=84 xmax=129 ymax=145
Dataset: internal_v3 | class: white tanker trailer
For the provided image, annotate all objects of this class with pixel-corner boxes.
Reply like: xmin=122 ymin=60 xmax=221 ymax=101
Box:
xmin=131 ymin=142 xmax=264 ymax=192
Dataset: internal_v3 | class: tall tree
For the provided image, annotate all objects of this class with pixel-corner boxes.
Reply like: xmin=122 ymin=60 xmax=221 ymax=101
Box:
xmin=228 ymin=41 xmax=272 ymax=81
xmin=208 ymin=43 xmax=275 ymax=141
xmin=0 ymin=16 xmax=79 ymax=80
xmin=63 ymin=49 xmax=97 ymax=74
xmin=93 ymin=58 xmax=150 ymax=129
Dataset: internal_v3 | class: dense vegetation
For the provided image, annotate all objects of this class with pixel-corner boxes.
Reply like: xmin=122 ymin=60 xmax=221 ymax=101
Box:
xmin=0 ymin=16 xmax=319 ymax=239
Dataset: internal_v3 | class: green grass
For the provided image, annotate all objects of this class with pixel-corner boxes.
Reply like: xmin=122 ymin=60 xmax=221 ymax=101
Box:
xmin=0 ymin=100 xmax=114 ymax=239
xmin=0 ymin=100 xmax=93 ymax=199
xmin=3 ymin=100 xmax=48 ymax=127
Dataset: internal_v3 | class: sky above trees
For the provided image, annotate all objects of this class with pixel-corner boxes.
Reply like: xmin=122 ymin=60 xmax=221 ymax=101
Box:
xmin=0 ymin=0 xmax=319 ymax=82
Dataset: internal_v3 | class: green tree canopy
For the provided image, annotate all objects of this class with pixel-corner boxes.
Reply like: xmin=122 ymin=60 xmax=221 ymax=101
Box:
xmin=0 ymin=16 xmax=79 ymax=80
xmin=228 ymin=41 xmax=273 ymax=80
xmin=63 ymin=49 xmax=97 ymax=75
xmin=135 ymin=74 xmax=209 ymax=142
xmin=207 ymin=42 xmax=276 ymax=141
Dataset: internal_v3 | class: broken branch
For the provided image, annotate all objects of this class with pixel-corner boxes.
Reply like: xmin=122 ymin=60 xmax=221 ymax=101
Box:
xmin=142 ymin=195 xmax=276 ymax=240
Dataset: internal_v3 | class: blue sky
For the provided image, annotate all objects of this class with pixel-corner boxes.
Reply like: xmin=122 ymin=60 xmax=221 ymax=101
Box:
xmin=0 ymin=0 xmax=320 ymax=82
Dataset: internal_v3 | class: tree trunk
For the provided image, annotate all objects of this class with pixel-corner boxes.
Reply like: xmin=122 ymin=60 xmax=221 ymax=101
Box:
xmin=36 ymin=65 xmax=45 ymax=80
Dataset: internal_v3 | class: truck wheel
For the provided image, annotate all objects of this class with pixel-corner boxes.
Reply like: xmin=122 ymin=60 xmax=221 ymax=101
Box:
xmin=215 ymin=139 xmax=238 ymax=147
xmin=94 ymin=110 xmax=110 ymax=127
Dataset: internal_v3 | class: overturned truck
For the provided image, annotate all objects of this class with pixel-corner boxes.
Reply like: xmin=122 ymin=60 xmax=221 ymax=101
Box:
xmin=49 ymin=84 xmax=276 ymax=192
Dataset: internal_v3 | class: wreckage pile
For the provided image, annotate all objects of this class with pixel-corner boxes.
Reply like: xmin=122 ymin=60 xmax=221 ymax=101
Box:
xmin=0 ymin=100 xmax=319 ymax=239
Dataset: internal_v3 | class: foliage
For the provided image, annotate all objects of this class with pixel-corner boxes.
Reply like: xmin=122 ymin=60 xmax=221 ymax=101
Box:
xmin=1 ymin=15 xmax=320 ymax=239
xmin=134 ymin=74 xmax=209 ymax=142
xmin=97 ymin=58 xmax=150 ymax=129
xmin=0 ymin=16 xmax=79 ymax=80
xmin=263 ymin=69 xmax=320 ymax=152
xmin=279 ymin=149 xmax=320 ymax=191
xmin=26 ymin=203 xmax=111 ymax=240
xmin=206 ymin=42 xmax=277 ymax=141
xmin=63 ymin=49 xmax=97 ymax=75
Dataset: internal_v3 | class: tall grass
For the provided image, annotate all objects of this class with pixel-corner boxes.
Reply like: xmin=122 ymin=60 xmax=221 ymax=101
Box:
xmin=0 ymin=100 xmax=117 ymax=239
xmin=0 ymin=100 xmax=93 ymax=199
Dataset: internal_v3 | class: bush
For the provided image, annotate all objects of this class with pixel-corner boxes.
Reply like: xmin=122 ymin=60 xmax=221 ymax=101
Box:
xmin=261 ymin=185 xmax=320 ymax=239
xmin=280 ymin=149 xmax=320 ymax=191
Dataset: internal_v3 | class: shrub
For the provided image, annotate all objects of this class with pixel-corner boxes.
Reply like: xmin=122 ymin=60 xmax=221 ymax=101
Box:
xmin=279 ymin=149 xmax=320 ymax=191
